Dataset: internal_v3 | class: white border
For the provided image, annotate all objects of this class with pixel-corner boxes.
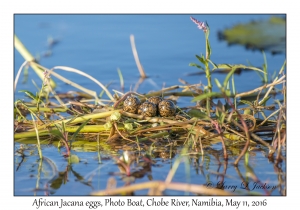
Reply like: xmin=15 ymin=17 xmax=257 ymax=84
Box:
xmin=3 ymin=0 xmax=297 ymax=209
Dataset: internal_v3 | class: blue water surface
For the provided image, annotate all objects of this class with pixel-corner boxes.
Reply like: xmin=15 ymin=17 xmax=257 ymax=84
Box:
xmin=14 ymin=14 xmax=286 ymax=103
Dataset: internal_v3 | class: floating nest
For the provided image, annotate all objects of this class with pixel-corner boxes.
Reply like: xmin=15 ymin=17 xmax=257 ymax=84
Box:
xmin=14 ymin=86 xmax=280 ymax=163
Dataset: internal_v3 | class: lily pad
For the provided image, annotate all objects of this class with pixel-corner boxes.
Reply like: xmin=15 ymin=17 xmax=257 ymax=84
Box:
xmin=218 ymin=16 xmax=286 ymax=54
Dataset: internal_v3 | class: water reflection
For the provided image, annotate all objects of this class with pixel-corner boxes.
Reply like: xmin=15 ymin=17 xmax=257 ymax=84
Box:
xmin=14 ymin=141 xmax=285 ymax=195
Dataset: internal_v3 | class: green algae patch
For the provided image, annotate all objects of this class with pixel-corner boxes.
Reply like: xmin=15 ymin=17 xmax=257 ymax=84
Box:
xmin=219 ymin=16 xmax=286 ymax=54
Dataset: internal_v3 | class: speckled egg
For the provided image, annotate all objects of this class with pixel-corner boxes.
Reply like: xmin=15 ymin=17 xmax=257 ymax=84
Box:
xmin=147 ymin=96 xmax=162 ymax=115
xmin=148 ymin=96 xmax=163 ymax=106
xmin=138 ymin=101 xmax=157 ymax=117
xmin=158 ymin=100 xmax=176 ymax=117
xmin=123 ymin=95 xmax=141 ymax=114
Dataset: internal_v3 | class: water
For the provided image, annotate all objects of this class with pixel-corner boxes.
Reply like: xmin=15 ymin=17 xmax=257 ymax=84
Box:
xmin=14 ymin=14 xmax=286 ymax=196
xmin=14 ymin=142 xmax=285 ymax=196
xmin=14 ymin=14 xmax=286 ymax=100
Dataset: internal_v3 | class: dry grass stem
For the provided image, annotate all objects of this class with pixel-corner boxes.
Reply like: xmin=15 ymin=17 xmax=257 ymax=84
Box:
xmin=91 ymin=181 xmax=233 ymax=196
xmin=113 ymin=123 xmax=137 ymax=144
xmin=33 ymin=62 xmax=101 ymax=102
xmin=14 ymin=60 xmax=29 ymax=91
xmin=130 ymin=35 xmax=147 ymax=78
xmin=235 ymin=75 xmax=285 ymax=98
xmin=52 ymin=66 xmax=115 ymax=101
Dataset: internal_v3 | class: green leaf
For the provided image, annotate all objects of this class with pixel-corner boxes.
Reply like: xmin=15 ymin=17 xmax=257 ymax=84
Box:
xmin=206 ymin=39 xmax=211 ymax=58
xmin=217 ymin=113 xmax=226 ymax=125
xmin=217 ymin=100 xmax=225 ymax=112
xmin=99 ymin=82 xmax=112 ymax=98
xmin=53 ymin=125 xmax=64 ymax=139
xmin=205 ymin=22 xmax=210 ymax=36
xmin=117 ymin=68 xmax=124 ymax=89
xmin=19 ymin=90 xmax=38 ymax=101
xmin=254 ymin=67 xmax=265 ymax=81
xmin=212 ymin=63 xmax=232 ymax=72
xmin=222 ymin=65 xmax=264 ymax=89
xmin=195 ymin=55 xmax=207 ymax=66
xmin=262 ymin=51 xmax=268 ymax=83
xmin=61 ymin=121 xmax=66 ymax=133
xmin=207 ymin=59 xmax=218 ymax=69
xmin=259 ymin=96 xmax=271 ymax=106
xmin=213 ymin=64 xmax=264 ymax=74
xmin=187 ymin=109 xmax=209 ymax=120
xmin=239 ymin=100 xmax=253 ymax=106
xmin=191 ymin=92 xmax=222 ymax=102
xmin=189 ymin=63 xmax=205 ymax=71
xmin=224 ymin=102 xmax=231 ymax=111
xmin=279 ymin=60 xmax=286 ymax=75
xmin=214 ymin=78 xmax=222 ymax=89
xmin=71 ymin=118 xmax=91 ymax=141
xmin=215 ymin=100 xmax=226 ymax=124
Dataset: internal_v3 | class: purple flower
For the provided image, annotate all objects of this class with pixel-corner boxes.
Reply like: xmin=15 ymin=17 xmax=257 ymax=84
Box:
xmin=190 ymin=16 xmax=207 ymax=33
xmin=43 ymin=70 xmax=50 ymax=79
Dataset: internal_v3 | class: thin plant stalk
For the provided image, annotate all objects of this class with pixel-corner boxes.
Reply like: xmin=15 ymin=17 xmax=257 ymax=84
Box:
xmin=31 ymin=62 xmax=102 ymax=103
xmin=117 ymin=68 xmax=124 ymax=91
xmin=51 ymin=66 xmax=115 ymax=101
xmin=278 ymin=60 xmax=286 ymax=106
xmin=258 ymin=76 xmax=281 ymax=106
xmin=232 ymin=74 xmax=237 ymax=109
xmin=211 ymin=120 xmax=228 ymax=160
xmin=257 ymin=108 xmax=280 ymax=127
xmin=97 ymin=133 xmax=102 ymax=164
xmin=204 ymin=27 xmax=212 ymax=117
xmin=165 ymin=146 xmax=189 ymax=184
xmin=113 ymin=122 xmax=137 ymax=144
xmin=275 ymin=121 xmax=282 ymax=164
xmin=224 ymin=96 xmax=251 ymax=166
xmin=235 ymin=75 xmax=285 ymax=98
xmin=35 ymin=158 xmax=43 ymax=196
xmin=43 ymin=71 xmax=66 ymax=108
xmin=31 ymin=113 xmax=43 ymax=159
xmin=91 ymin=180 xmax=233 ymax=196
xmin=262 ymin=51 xmax=268 ymax=84
xmin=190 ymin=17 xmax=212 ymax=116
xmin=274 ymin=105 xmax=284 ymax=163
xmin=130 ymin=35 xmax=147 ymax=78
xmin=14 ymin=61 xmax=29 ymax=91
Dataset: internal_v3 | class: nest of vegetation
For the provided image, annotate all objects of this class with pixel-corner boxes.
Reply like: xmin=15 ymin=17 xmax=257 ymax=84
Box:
xmin=14 ymin=79 xmax=285 ymax=161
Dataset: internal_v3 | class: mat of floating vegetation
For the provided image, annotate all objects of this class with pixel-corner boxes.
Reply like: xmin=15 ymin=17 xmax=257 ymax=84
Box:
xmin=14 ymin=89 xmax=277 ymax=161
xmin=218 ymin=16 xmax=286 ymax=55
